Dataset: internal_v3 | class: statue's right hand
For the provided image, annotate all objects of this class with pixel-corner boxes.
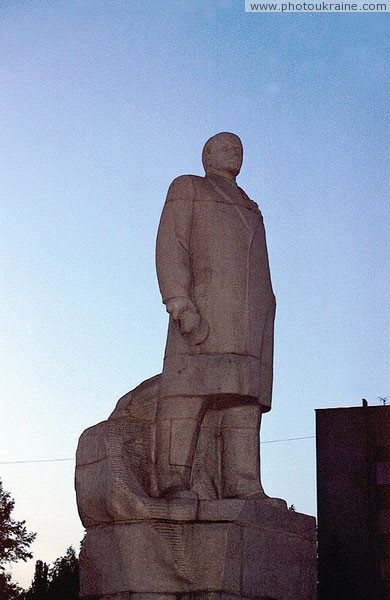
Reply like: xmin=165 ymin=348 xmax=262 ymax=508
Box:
xmin=165 ymin=297 xmax=193 ymax=321
xmin=178 ymin=308 xmax=201 ymax=336
xmin=165 ymin=297 xmax=205 ymax=339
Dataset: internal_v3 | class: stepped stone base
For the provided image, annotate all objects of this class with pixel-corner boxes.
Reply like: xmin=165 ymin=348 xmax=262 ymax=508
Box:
xmin=79 ymin=498 xmax=317 ymax=600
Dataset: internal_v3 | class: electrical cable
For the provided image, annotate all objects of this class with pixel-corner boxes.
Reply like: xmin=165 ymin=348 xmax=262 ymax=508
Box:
xmin=0 ymin=435 xmax=316 ymax=464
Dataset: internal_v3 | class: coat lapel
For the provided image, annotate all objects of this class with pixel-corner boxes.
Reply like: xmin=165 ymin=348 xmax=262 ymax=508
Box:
xmin=207 ymin=177 xmax=252 ymax=232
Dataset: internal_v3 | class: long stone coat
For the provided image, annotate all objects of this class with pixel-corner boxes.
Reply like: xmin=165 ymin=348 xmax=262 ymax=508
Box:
xmin=156 ymin=172 xmax=275 ymax=411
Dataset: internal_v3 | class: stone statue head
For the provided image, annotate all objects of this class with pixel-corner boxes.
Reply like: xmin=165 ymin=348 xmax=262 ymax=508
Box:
xmin=202 ymin=132 xmax=243 ymax=178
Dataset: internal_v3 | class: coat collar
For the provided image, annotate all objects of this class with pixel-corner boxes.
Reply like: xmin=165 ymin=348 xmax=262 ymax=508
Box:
xmin=205 ymin=173 xmax=261 ymax=216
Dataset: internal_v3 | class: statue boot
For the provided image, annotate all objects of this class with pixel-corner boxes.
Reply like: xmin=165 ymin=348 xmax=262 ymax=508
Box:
xmin=220 ymin=404 xmax=286 ymax=508
xmin=220 ymin=404 xmax=265 ymax=499
xmin=155 ymin=396 xmax=206 ymax=499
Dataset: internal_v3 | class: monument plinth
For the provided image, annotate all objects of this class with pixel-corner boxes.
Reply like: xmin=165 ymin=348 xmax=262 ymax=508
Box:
xmin=75 ymin=133 xmax=317 ymax=599
xmin=76 ymin=377 xmax=316 ymax=599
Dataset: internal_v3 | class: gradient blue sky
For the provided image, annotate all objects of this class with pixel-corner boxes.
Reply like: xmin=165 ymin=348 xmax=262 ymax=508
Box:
xmin=1 ymin=0 xmax=388 ymax=588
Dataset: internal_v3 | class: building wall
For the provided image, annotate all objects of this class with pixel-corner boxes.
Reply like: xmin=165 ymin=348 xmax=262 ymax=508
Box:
xmin=316 ymin=406 xmax=390 ymax=600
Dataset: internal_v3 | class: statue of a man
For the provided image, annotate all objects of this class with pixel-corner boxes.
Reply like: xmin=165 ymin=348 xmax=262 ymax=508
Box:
xmin=155 ymin=132 xmax=276 ymax=501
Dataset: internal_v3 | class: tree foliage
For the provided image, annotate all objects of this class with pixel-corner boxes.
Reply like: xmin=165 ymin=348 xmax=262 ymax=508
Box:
xmin=47 ymin=546 xmax=79 ymax=600
xmin=24 ymin=547 xmax=79 ymax=600
xmin=0 ymin=481 xmax=80 ymax=599
xmin=0 ymin=480 xmax=36 ymax=568
xmin=24 ymin=560 xmax=48 ymax=600
xmin=0 ymin=571 xmax=24 ymax=600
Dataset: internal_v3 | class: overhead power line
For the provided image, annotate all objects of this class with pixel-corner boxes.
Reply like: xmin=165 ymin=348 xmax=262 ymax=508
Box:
xmin=0 ymin=458 xmax=74 ymax=465
xmin=261 ymin=435 xmax=315 ymax=444
xmin=0 ymin=435 xmax=316 ymax=465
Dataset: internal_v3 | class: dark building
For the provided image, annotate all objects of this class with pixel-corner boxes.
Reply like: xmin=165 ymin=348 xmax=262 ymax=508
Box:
xmin=316 ymin=405 xmax=390 ymax=600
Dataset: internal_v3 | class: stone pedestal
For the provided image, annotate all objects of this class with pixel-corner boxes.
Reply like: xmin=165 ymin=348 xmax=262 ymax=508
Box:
xmin=76 ymin=377 xmax=317 ymax=600
xmin=79 ymin=498 xmax=316 ymax=599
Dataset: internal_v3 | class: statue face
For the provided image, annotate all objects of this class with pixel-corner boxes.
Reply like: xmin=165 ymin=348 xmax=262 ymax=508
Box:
xmin=206 ymin=133 xmax=243 ymax=176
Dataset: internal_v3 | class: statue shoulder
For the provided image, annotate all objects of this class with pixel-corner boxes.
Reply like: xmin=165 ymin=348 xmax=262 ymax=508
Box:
xmin=167 ymin=174 xmax=200 ymax=201
xmin=238 ymin=186 xmax=263 ymax=216
xmin=249 ymin=199 xmax=262 ymax=215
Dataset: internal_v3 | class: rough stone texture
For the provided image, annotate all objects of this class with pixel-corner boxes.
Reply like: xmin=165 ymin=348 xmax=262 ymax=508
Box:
xmin=76 ymin=376 xmax=316 ymax=599
xmin=79 ymin=498 xmax=316 ymax=599
xmin=153 ymin=132 xmax=279 ymax=500
xmin=156 ymin=134 xmax=275 ymax=409
xmin=75 ymin=133 xmax=317 ymax=598
xmin=76 ymin=375 xmax=287 ymax=526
